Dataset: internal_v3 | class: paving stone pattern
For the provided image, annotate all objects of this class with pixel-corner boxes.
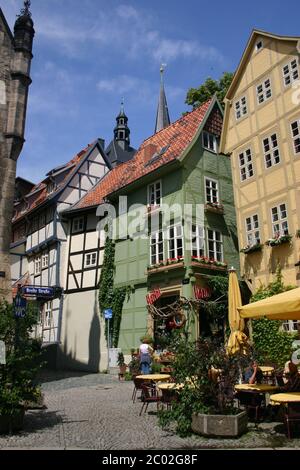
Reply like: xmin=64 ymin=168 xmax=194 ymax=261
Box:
xmin=0 ymin=371 xmax=300 ymax=449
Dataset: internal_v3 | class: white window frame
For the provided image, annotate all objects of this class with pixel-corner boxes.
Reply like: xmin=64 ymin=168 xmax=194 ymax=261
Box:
xmin=263 ymin=133 xmax=280 ymax=169
xmin=42 ymin=253 xmax=49 ymax=269
xmin=256 ymin=78 xmax=272 ymax=104
xmin=239 ymin=148 xmax=254 ymax=181
xmin=148 ymin=180 xmax=162 ymax=207
xmin=291 ymin=119 xmax=300 ymax=155
xmin=191 ymin=225 xmax=205 ymax=258
xmin=205 ymin=178 xmax=219 ymax=204
xmin=282 ymin=320 xmax=299 ymax=333
xmin=271 ymin=203 xmax=289 ymax=237
xmin=168 ymin=224 xmax=184 ymax=260
xmin=202 ymin=131 xmax=218 ymax=153
xmin=34 ymin=256 xmax=41 ymax=275
xmin=150 ymin=231 xmax=164 ymax=265
xmin=235 ymin=96 xmax=247 ymax=120
xmin=44 ymin=301 xmax=53 ymax=329
xmin=73 ymin=217 xmax=84 ymax=233
xmin=207 ymin=229 xmax=223 ymax=262
xmin=85 ymin=252 xmax=97 ymax=268
xmin=245 ymin=215 xmax=260 ymax=246
xmin=283 ymin=59 xmax=299 ymax=87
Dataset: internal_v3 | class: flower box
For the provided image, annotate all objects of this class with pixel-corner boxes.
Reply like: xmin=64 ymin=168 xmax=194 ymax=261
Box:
xmin=265 ymin=234 xmax=292 ymax=247
xmin=240 ymin=243 xmax=263 ymax=254
xmin=191 ymin=256 xmax=227 ymax=269
xmin=205 ymin=203 xmax=224 ymax=214
xmin=147 ymin=260 xmax=184 ymax=274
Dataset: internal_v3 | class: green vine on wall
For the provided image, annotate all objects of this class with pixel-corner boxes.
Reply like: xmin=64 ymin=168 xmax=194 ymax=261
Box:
xmin=251 ymin=265 xmax=297 ymax=367
xmin=98 ymin=233 xmax=130 ymax=348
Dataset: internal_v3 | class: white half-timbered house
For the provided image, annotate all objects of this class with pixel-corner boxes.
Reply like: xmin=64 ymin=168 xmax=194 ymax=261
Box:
xmin=11 ymin=139 xmax=111 ymax=350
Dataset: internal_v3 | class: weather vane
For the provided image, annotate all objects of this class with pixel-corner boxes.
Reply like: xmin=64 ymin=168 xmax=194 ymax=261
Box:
xmin=19 ymin=0 xmax=32 ymax=17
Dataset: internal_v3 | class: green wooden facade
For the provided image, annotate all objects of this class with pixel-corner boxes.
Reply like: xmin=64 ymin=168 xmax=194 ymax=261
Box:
xmin=111 ymin=99 xmax=239 ymax=353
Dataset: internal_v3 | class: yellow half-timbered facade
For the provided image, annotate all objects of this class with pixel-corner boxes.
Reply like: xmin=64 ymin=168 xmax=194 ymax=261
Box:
xmin=221 ymin=30 xmax=300 ymax=307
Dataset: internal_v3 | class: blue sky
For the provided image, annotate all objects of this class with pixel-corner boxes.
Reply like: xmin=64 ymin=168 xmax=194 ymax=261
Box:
xmin=3 ymin=0 xmax=300 ymax=183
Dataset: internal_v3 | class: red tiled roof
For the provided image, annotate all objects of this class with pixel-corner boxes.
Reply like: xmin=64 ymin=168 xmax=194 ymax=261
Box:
xmin=75 ymin=99 xmax=212 ymax=209
xmin=13 ymin=142 xmax=95 ymax=223
xmin=12 ymin=272 xmax=32 ymax=298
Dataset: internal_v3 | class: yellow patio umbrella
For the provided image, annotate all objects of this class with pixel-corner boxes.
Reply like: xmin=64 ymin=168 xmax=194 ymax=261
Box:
xmin=227 ymin=267 xmax=248 ymax=355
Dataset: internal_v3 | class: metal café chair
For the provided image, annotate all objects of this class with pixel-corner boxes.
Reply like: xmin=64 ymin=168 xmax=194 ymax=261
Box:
xmin=284 ymin=402 xmax=300 ymax=439
xmin=139 ymin=383 xmax=161 ymax=416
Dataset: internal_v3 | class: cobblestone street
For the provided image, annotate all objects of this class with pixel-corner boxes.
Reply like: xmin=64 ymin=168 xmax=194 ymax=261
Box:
xmin=0 ymin=371 xmax=299 ymax=450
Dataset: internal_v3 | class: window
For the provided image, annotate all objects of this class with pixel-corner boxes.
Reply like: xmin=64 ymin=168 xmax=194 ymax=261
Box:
xmin=191 ymin=225 xmax=205 ymax=258
xmin=203 ymin=131 xmax=218 ymax=153
xmin=256 ymin=40 xmax=263 ymax=51
xmin=245 ymin=215 xmax=260 ymax=246
xmin=44 ymin=301 xmax=52 ymax=329
xmin=235 ymin=96 xmax=247 ymax=120
xmin=283 ymin=59 xmax=299 ymax=86
xmin=42 ymin=253 xmax=49 ymax=269
xmin=257 ymin=78 xmax=272 ymax=104
xmin=207 ymin=229 xmax=223 ymax=261
xmin=239 ymin=148 xmax=254 ymax=181
xmin=85 ymin=252 xmax=97 ymax=267
xmin=73 ymin=217 xmax=84 ymax=233
xmin=148 ymin=181 xmax=162 ymax=207
xmin=34 ymin=256 xmax=41 ymax=275
xmin=150 ymin=231 xmax=164 ymax=264
xmin=205 ymin=178 xmax=219 ymax=203
xmin=291 ymin=119 xmax=300 ymax=154
xmin=263 ymin=133 xmax=280 ymax=168
xmin=271 ymin=203 xmax=289 ymax=237
xmin=47 ymin=181 xmax=56 ymax=194
xmin=168 ymin=225 xmax=184 ymax=259
xmin=283 ymin=320 xmax=299 ymax=333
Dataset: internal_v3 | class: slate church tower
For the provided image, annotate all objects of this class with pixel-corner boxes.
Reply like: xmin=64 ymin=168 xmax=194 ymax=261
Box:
xmin=0 ymin=1 xmax=34 ymax=301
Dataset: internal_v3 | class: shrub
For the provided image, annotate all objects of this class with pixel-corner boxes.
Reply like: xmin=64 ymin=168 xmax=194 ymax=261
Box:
xmin=0 ymin=300 xmax=42 ymax=418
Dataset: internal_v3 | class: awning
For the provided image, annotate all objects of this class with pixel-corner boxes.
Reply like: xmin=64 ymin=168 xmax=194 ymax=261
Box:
xmin=238 ymin=287 xmax=300 ymax=320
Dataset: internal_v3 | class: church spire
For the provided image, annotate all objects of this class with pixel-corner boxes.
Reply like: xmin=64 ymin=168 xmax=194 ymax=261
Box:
xmin=19 ymin=0 xmax=32 ymax=17
xmin=114 ymin=101 xmax=130 ymax=150
xmin=155 ymin=64 xmax=171 ymax=134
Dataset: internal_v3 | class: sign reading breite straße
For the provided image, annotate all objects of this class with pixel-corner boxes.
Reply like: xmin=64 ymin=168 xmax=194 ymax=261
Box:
xmin=22 ymin=286 xmax=55 ymax=297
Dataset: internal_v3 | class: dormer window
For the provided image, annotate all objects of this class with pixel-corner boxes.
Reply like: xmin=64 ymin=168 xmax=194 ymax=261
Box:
xmin=47 ymin=180 xmax=56 ymax=194
xmin=203 ymin=131 xmax=218 ymax=153
xmin=256 ymin=41 xmax=263 ymax=52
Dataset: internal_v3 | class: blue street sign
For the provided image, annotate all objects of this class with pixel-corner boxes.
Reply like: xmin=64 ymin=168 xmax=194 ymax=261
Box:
xmin=22 ymin=286 xmax=55 ymax=297
xmin=14 ymin=294 xmax=27 ymax=319
xmin=104 ymin=309 xmax=113 ymax=320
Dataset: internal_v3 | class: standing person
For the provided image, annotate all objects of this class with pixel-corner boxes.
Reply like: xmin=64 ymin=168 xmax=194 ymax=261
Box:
xmin=139 ymin=337 xmax=153 ymax=375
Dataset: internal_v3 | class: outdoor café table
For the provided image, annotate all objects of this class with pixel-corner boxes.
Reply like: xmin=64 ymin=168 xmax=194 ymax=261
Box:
xmin=235 ymin=383 xmax=279 ymax=405
xmin=157 ymin=382 xmax=183 ymax=391
xmin=269 ymin=392 xmax=300 ymax=405
xmin=135 ymin=374 xmax=171 ymax=382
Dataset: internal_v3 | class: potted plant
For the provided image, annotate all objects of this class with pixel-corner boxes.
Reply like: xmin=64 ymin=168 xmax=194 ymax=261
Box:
xmin=158 ymin=337 xmax=249 ymax=438
xmin=117 ymin=352 xmax=127 ymax=377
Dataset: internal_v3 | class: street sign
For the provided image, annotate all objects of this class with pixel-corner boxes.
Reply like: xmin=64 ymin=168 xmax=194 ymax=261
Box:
xmin=104 ymin=308 xmax=113 ymax=320
xmin=22 ymin=286 xmax=55 ymax=297
xmin=0 ymin=341 xmax=6 ymax=364
xmin=14 ymin=294 xmax=27 ymax=319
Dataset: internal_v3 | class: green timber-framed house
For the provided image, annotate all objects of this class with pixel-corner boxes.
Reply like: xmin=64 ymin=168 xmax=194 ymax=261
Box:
xmin=67 ymin=96 xmax=240 ymax=361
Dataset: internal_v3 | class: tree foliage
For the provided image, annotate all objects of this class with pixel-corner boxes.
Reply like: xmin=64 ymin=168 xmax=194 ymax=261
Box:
xmin=185 ymin=72 xmax=234 ymax=109
xmin=251 ymin=266 xmax=296 ymax=367
xmin=0 ymin=300 xmax=42 ymax=416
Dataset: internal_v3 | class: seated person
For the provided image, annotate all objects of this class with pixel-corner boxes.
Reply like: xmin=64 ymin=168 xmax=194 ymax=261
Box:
xmin=278 ymin=361 xmax=300 ymax=392
xmin=243 ymin=360 xmax=264 ymax=384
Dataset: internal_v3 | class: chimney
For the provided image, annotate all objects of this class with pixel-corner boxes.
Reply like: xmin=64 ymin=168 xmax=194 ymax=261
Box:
xmin=142 ymin=143 xmax=158 ymax=164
